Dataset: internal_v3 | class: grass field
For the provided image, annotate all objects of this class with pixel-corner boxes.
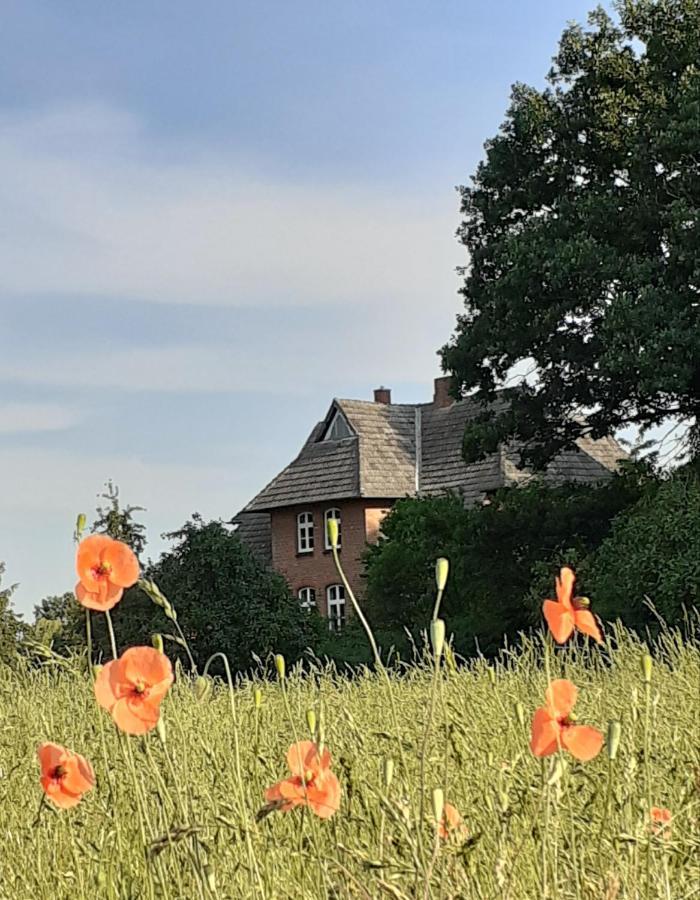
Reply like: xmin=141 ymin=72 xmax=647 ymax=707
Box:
xmin=1 ymin=620 xmax=699 ymax=900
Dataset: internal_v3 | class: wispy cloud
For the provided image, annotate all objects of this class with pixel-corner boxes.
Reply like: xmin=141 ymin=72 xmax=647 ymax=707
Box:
xmin=0 ymin=104 xmax=461 ymax=310
xmin=0 ymin=402 xmax=82 ymax=434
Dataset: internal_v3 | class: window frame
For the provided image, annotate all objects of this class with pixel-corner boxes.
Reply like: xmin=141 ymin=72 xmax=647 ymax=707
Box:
xmin=326 ymin=583 xmax=346 ymax=632
xmin=298 ymin=586 xmax=316 ymax=611
xmin=296 ymin=511 xmax=314 ymax=554
xmin=323 ymin=410 xmax=352 ymax=442
xmin=324 ymin=507 xmax=342 ymax=550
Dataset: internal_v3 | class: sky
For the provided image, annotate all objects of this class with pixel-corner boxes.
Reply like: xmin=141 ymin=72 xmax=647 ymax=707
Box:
xmin=1 ymin=0 xmax=599 ymax=616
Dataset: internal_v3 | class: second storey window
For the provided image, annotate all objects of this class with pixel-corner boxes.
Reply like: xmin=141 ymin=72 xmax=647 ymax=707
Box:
xmin=324 ymin=507 xmax=342 ymax=550
xmin=326 ymin=584 xmax=346 ymax=632
xmin=298 ymin=587 xmax=316 ymax=611
xmin=297 ymin=511 xmax=314 ymax=553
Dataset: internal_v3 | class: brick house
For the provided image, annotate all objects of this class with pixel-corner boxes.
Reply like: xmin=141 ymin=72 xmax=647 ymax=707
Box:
xmin=233 ymin=377 xmax=625 ymax=629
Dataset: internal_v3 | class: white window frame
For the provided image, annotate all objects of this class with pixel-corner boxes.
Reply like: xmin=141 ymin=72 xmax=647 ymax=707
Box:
xmin=298 ymin=587 xmax=316 ymax=611
xmin=326 ymin=584 xmax=346 ymax=632
xmin=297 ymin=511 xmax=314 ymax=553
xmin=324 ymin=507 xmax=342 ymax=550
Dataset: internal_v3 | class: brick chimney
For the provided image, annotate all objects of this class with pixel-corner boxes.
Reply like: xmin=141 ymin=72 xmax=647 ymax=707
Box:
xmin=433 ymin=375 xmax=455 ymax=408
xmin=374 ymin=386 xmax=391 ymax=404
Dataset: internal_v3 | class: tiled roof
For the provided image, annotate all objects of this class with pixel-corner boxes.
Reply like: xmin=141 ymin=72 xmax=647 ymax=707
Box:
xmin=236 ymin=393 xmax=627 ymax=521
xmin=230 ymin=511 xmax=272 ymax=565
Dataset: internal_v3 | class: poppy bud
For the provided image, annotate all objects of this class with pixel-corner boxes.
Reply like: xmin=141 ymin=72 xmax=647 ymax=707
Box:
xmin=435 ymin=558 xmax=449 ymax=592
xmin=383 ymin=757 xmax=394 ymax=790
xmin=444 ymin=643 xmax=456 ymax=674
xmin=641 ymin=653 xmax=653 ymax=684
xmin=204 ymin=865 xmax=216 ymax=893
xmin=514 ymin=701 xmax=525 ymax=728
xmin=430 ymin=618 xmax=445 ymax=660
xmin=488 ymin=667 xmax=496 ymax=686
xmin=254 ymin=687 xmax=263 ymax=709
xmin=75 ymin=513 xmax=87 ymax=541
xmin=275 ymin=654 xmax=285 ymax=681
xmin=317 ymin=706 xmax=326 ymax=754
xmin=327 ymin=518 xmax=339 ymax=550
xmin=195 ymin=676 xmax=211 ymax=702
xmin=93 ymin=664 xmax=103 ymax=679
xmin=151 ymin=633 xmax=164 ymax=654
xmin=606 ymin=720 xmax=621 ymax=761
xmin=432 ymin=787 xmax=444 ymax=825
xmin=156 ymin=717 xmax=166 ymax=745
xmin=306 ymin=708 xmax=316 ymax=737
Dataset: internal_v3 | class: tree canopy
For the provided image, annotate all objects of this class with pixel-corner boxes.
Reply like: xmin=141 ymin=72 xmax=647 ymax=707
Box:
xmin=441 ymin=0 xmax=700 ymax=468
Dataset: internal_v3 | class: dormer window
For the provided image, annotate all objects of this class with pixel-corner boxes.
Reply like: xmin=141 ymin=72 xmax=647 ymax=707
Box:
xmin=297 ymin=511 xmax=314 ymax=553
xmin=323 ymin=410 xmax=352 ymax=441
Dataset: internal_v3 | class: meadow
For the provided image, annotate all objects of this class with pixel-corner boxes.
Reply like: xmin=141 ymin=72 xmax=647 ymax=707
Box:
xmin=1 ymin=614 xmax=698 ymax=899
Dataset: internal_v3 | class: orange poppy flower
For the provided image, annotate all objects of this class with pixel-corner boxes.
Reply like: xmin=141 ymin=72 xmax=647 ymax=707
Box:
xmin=94 ymin=646 xmax=173 ymax=735
xmin=438 ymin=803 xmax=469 ymax=841
xmin=75 ymin=534 xmax=139 ymax=611
xmin=542 ymin=567 xmax=603 ymax=645
xmin=264 ymin=740 xmax=341 ymax=819
xmin=530 ymin=679 xmax=603 ymax=761
xmin=37 ymin=742 xmax=95 ymax=809
xmin=650 ymin=806 xmax=672 ymax=837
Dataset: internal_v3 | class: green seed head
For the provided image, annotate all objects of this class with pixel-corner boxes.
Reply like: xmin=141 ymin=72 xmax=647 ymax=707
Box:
xmin=275 ymin=654 xmax=286 ymax=681
xmin=641 ymin=653 xmax=653 ymax=684
xmin=606 ymin=720 xmax=622 ymax=761
xmin=306 ymin=708 xmax=317 ymax=737
xmin=253 ymin=687 xmax=263 ymax=709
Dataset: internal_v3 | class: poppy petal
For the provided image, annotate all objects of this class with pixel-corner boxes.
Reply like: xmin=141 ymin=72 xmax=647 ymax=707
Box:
xmin=111 ymin=697 xmax=160 ymax=734
xmin=41 ymin=778 xmax=83 ymax=809
xmin=102 ymin=540 xmax=140 ymax=588
xmin=94 ymin=661 xmax=118 ymax=711
xmin=76 ymin=535 xmax=113 ymax=590
xmin=37 ymin=742 xmax=64 ymax=775
xmin=75 ymin=581 xmax=123 ymax=612
xmin=561 ymin=725 xmax=603 ymax=761
xmin=286 ymin=741 xmax=317 ymax=777
xmin=556 ymin=567 xmax=575 ymax=608
xmin=545 ymin=679 xmax=577 ymax=719
xmin=121 ymin=647 xmax=173 ymax=692
xmin=307 ymin=771 xmax=341 ymax=818
xmin=543 ymin=600 xmax=574 ymax=644
xmin=529 ymin=707 xmax=560 ymax=757
xmin=61 ymin=755 xmax=95 ymax=795
xmin=574 ymin=609 xmax=603 ymax=644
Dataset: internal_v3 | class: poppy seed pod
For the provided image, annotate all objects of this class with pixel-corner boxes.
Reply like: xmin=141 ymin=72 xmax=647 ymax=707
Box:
xmin=327 ymin=518 xmax=339 ymax=550
xmin=606 ymin=720 xmax=622 ymax=761
xmin=641 ymin=653 xmax=653 ymax=684
xmin=432 ymin=788 xmax=445 ymax=825
xmin=151 ymin=633 xmax=164 ymax=654
xmin=435 ymin=558 xmax=449 ymax=592
xmin=275 ymin=654 xmax=286 ymax=681
xmin=430 ymin=618 xmax=446 ymax=660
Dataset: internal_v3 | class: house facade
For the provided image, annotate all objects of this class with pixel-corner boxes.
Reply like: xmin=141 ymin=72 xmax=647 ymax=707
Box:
xmin=233 ymin=377 xmax=625 ymax=628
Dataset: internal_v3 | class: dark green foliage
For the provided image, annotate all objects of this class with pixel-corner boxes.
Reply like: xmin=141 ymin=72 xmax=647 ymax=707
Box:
xmin=588 ymin=469 xmax=700 ymax=628
xmin=441 ymin=0 xmax=700 ymax=468
xmin=105 ymin=516 xmax=324 ymax=673
xmin=364 ymin=465 xmax=649 ymax=653
xmin=32 ymin=592 xmax=85 ymax=656
xmin=0 ymin=563 xmax=24 ymax=665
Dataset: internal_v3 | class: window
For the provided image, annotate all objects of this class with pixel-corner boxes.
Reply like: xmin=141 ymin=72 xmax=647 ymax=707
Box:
xmin=297 ymin=511 xmax=314 ymax=553
xmin=324 ymin=507 xmax=342 ymax=550
xmin=298 ymin=587 xmax=316 ymax=611
xmin=326 ymin=584 xmax=346 ymax=632
xmin=324 ymin=411 xmax=352 ymax=441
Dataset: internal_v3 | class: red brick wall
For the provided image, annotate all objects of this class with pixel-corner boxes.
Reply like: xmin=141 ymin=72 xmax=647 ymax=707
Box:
xmin=270 ymin=499 xmax=393 ymax=618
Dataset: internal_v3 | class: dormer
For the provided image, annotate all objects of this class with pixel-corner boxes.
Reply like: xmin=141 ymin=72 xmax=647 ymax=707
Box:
xmin=321 ymin=407 xmax=353 ymax=442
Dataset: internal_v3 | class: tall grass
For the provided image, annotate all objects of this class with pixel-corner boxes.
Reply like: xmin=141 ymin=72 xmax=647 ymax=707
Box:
xmin=1 ymin=619 xmax=698 ymax=899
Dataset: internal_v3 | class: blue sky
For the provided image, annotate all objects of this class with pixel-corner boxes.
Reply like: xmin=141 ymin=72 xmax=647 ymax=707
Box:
xmin=1 ymin=0 xmax=598 ymax=615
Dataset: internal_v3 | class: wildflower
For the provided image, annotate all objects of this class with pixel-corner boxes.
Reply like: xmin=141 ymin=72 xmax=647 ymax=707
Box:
xmin=542 ymin=567 xmax=603 ymax=645
xmin=37 ymin=742 xmax=94 ymax=809
xmin=650 ymin=806 xmax=672 ymax=838
xmin=75 ymin=534 xmax=139 ymax=611
xmin=264 ymin=740 xmax=341 ymax=819
xmin=94 ymin=646 xmax=173 ymax=735
xmin=530 ymin=679 xmax=603 ymax=761
xmin=438 ymin=802 xmax=469 ymax=841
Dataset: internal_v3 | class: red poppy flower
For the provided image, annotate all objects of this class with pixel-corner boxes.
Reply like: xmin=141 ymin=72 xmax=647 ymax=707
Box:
xmin=264 ymin=741 xmax=341 ymax=819
xmin=75 ymin=535 xmax=139 ymax=611
xmin=650 ymin=806 xmax=672 ymax=837
xmin=38 ymin=742 xmax=95 ymax=809
xmin=542 ymin=567 xmax=603 ymax=644
xmin=438 ymin=802 xmax=469 ymax=841
xmin=530 ymin=679 xmax=603 ymax=761
xmin=94 ymin=646 xmax=173 ymax=735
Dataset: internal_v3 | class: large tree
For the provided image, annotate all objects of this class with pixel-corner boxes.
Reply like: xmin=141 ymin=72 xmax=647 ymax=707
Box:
xmin=441 ymin=0 xmax=700 ymax=468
